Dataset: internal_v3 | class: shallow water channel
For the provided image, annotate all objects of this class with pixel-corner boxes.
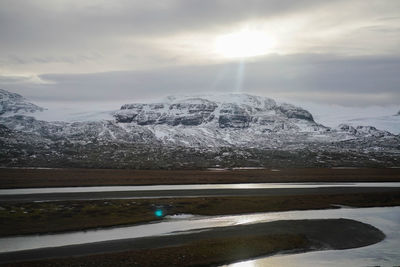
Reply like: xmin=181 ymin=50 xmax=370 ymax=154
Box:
xmin=224 ymin=206 xmax=400 ymax=267
xmin=0 ymin=206 xmax=399 ymax=267
xmin=0 ymin=182 xmax=399 ymax=265
xmin=1 ymin=182 xmax=400 ymax=195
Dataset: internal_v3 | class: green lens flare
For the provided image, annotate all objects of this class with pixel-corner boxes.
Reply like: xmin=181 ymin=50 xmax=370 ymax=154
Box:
xmin=155 ymin=209 xmax=163 ymax=217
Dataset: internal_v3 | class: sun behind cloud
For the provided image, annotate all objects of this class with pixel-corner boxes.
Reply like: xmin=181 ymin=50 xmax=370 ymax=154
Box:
xmin=214 ymin=29 xmax=276 ymax=59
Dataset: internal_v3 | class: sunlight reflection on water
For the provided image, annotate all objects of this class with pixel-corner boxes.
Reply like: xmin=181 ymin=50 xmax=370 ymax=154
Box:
xmin=1 ymin=205 xmax=399 ymax=266
xmin=223 ymin=207 xmax=400 ymax=267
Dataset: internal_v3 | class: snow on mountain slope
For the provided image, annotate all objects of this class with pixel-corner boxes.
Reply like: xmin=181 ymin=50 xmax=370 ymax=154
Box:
xmin=0 ymin=89 xmax=116 ymax=122
xmin=109 ymin=94 xmax=399 ymax=148
xmin=111 ymin=93 xmax=333 ymax=147
xmin=345 ymin=115 xmax=400 ymax=135
xmin=32 ymin=105 xmax=116 ymax=122
xmin=0 ymin=89 xmax=44 ymax=115
xmin=0 ymin=90 xmax=396 ymax=148
xmin=1 ymin=90 xmax=398 ymax=168
xmin=290 ymin=101 xmax=400 ymax=134
xmin=114 ymin=94 xmax=314 ymax=126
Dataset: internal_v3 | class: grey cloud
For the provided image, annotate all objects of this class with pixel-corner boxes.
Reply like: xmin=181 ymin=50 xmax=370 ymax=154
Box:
xmin=3 ymin=53 xmax=398 ymax=106
xmin=0 ymin=75 xmax=32 ymax=84
xmin=1 ymin=0 xmax=398 ymax=53
xmin=0 ymin=0 xmax=332 ymax=41
xmin=1 ymin=0 xmax=399 ymax=107
xmin=376 ymin=16 xmax=400 ymax=21
xmin=361 ymin=25 xmax=400 ymax=33
xmin=1 ymin=0 xmax=399 ymax=74
xmin=1 ymin=55 xmax=100 ymax=65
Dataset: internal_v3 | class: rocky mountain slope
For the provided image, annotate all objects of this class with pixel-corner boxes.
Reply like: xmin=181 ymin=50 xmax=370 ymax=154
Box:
xmin=0 ymin=89 xmax=44 ymax=115
xmin=0 ymin=90 xmax=399 ymax=168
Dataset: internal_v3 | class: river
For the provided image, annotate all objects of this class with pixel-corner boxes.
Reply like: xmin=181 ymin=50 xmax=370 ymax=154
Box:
xmin=0 ymin=206 xmax=399 ymax=267
xmin=0 ymin=182 xmax=399 ymax=265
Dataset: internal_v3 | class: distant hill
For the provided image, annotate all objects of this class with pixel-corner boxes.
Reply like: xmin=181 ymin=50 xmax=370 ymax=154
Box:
xmin=0 ymin=89 xmax=399 ymax=168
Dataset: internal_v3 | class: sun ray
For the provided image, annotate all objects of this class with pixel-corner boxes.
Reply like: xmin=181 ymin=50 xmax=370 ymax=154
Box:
xmin=214 ymin=29 xmax=275 ymax=58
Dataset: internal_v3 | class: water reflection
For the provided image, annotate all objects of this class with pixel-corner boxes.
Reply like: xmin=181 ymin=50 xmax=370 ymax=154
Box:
xmin=224 ymin=206 xmax=400 ymax=267
xmin=229 ymin=261 xmax=256 ymax=267
xmin=1 ymin=205 xmax=399 ymax=264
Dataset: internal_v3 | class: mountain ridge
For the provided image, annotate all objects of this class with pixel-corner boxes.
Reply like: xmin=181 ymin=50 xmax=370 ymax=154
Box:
xmin=0 ymin=89 xmax=398 ymax=168
xmin=0 ymin=89 xmax=44 ymax=115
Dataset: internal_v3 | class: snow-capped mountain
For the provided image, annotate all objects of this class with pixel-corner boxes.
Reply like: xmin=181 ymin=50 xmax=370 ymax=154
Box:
xmin=114 ymin=94 xmax=314 ymax=126
xmin=289 ymin=102 xmax=400 ymax=135
xmin=0 ymin=89 xmax=44 ymax=115
xmin=343 ymin=115 xmax=400 ymax=135
xmin=0 ymin=90 xmax=399 ymax=168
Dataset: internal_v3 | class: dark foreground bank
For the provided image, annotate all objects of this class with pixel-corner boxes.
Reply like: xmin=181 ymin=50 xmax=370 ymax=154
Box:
xmin=0 ymin=219 xmax=385 ymax=266
xmin=1 ymin=168 xmax=400 ymax=188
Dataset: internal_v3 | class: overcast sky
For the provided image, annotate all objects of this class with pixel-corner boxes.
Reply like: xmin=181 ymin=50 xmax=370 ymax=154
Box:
xmin=0 ymin=0 xmax=399 ymax=107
